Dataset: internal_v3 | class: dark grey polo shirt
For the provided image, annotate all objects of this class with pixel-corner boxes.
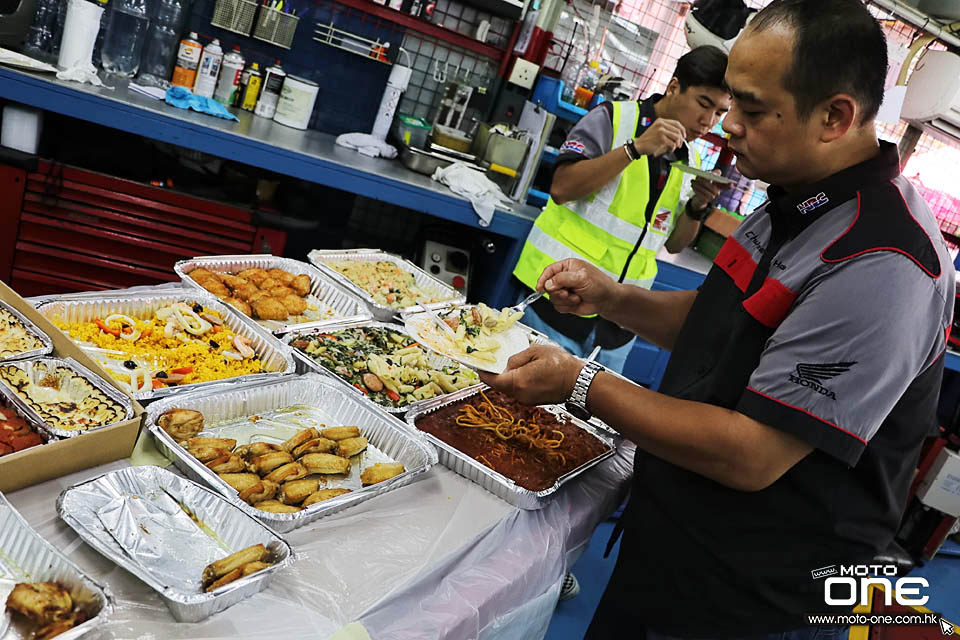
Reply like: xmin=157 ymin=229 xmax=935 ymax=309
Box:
xmin=590 ymin=142 xmax=955 ymax=636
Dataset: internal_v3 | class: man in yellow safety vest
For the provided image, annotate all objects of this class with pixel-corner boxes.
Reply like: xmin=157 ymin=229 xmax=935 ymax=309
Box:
xmin=513 ymin=46 xmax=733 ymax=374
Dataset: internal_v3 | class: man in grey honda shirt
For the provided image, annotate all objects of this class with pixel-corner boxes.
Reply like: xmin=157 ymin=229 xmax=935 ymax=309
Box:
xmin=486 ymin=0 xmax=955 ymax=637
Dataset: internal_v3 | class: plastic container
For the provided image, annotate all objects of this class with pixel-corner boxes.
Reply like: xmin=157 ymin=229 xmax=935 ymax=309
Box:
xmin=22 ymin=0 xmax=66 ymax=62
xmin=136 ymin=0 xmax=188 ymax=87
xmin=100 ymin=0 xmax=150 ymax=77
xmin=392 ymin=114 xmax=433 ymax=149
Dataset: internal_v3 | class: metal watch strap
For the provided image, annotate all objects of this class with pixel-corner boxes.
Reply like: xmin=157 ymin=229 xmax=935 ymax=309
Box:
xmin=569 ymin=361 xmax=603 ymax=410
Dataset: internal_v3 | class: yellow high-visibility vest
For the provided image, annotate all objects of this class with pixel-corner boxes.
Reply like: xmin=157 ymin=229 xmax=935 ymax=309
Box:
xmin=514 ymin=100 xmax=701 ymax=292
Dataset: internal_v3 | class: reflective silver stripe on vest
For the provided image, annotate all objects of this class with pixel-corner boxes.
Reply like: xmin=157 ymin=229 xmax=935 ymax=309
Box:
xmin=526 ymin=225 xmax=656 ymax=289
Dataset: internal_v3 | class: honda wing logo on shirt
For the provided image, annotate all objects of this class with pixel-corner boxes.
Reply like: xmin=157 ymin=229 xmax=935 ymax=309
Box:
xmin=788 ymin=362 xmax=857 ymax=400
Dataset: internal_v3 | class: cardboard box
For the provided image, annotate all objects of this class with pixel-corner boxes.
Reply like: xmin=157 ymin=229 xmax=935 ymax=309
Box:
xmin=0 ymin=279 xmax=144 ymax=493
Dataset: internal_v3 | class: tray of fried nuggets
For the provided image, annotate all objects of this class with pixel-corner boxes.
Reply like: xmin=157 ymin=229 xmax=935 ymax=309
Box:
xmin=176 ymin=255 xmax=372 ymax=335
xmin=0 ymin=491 xmax=112 ymax=640
xmin=56 ymin=465 xmax=292 ymax=623
xmin=145 ymin=373 xmax=437 ymax=533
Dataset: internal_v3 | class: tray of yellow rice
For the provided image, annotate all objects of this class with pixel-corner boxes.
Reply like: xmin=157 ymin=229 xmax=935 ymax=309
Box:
xmin=175 ymin=255 xmax=371 ymax=335
xmin=0 ymin=357 xmax=134 ymax=438
xmin=34 ymin=293 xmax=295 ymax=402
xmin=307 ymin=249 xmax=464 ymax=322
xmin=0 ymin=299 xmax=53 ymax=362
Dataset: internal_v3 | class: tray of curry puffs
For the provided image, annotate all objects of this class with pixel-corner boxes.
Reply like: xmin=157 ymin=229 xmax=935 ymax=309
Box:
xmin=145 ymin=373 xmax=437 ymax=533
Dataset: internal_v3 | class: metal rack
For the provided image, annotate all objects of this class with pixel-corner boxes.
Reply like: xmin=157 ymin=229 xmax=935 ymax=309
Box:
xmin=313 ymin=21 xmax=392 ymax=64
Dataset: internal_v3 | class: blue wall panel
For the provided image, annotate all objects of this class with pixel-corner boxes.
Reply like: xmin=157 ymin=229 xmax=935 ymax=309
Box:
xmin=184 ymin=0 xmax=403 ymax=135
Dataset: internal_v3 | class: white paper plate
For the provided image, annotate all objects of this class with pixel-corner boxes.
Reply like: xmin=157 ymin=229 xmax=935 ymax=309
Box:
xmin=404 ymin=311 xmax=529 ymax=374
xmin=0 ymin=48 xmax=58 ymax=73
xmin=670 ymin=162 xmax=737 ymax=185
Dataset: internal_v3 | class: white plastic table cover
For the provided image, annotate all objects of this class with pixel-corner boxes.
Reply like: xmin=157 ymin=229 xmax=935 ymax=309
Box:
xmin=6 ymin=439 xmax=635 ymax=640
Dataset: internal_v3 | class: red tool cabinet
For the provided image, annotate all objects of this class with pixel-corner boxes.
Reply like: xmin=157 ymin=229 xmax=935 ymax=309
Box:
xmin=0 ymin=160 xmax=285 ymax=297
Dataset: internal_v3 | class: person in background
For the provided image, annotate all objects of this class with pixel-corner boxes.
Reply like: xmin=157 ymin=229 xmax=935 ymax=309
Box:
xmin=485 ymin=0 xmax=954 ymax=635
xmin=512 ymin=45 xmax=733 ymax=375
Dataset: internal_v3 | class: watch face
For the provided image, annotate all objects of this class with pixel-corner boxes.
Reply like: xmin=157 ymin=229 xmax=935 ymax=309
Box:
xmin=565 ymin=401 xmax=591 ymax=421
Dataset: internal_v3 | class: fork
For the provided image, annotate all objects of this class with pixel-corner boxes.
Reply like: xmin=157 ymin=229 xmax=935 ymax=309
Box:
xmin=510 ymin=290 xmax=543 ymax=315
xmin=418 ymin=302 xmax=458 ymax=340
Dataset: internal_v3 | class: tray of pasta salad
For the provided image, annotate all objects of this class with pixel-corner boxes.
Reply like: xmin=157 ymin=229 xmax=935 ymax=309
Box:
xmin=307 ymin=249 xmax=464 ymax=321
xmin=401 ymin=303 xmax=530 ymax=374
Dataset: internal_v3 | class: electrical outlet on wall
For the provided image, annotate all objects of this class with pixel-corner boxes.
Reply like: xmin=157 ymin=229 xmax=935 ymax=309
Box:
xmin=508 ymin=59 xmax=540 ymax=90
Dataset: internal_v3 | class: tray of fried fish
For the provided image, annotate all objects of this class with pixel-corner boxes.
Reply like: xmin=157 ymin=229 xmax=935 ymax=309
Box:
xmin=176 ymin=255 xmax=371 ymax=335
xmin=0 ymin=300 xmax=53 ymax=363
xmin=145 ymin=373 xmax=438 ymax=533
xmin=0 ymin=491 xmax=113 ymax=640
xmin=0 ymin=357 xmax=134 ymax=439
xmin=56 ymin=465 xmax=292 ymax=623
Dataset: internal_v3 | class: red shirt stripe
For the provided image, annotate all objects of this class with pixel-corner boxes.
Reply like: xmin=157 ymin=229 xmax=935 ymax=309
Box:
xmin=714 ymin=237 xmax=756 ymax=293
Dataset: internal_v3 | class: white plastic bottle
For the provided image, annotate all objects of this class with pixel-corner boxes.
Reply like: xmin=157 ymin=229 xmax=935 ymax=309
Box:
xmin=193 ymin=39 xmax=223 ymax=98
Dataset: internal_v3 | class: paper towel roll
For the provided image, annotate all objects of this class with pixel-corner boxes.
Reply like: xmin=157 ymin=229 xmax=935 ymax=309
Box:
xmin=58 ymin=0 xmax=104 ymax=71
xmin=1 ymin=105 xmax=43 ymax=154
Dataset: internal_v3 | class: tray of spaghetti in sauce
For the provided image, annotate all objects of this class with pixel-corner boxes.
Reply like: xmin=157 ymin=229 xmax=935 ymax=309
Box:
xmin=406 ymin=386 xmax=614 ymax=509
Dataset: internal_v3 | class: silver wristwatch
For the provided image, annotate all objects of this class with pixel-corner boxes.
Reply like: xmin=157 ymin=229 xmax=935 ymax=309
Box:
xmin=565 ymin=361 xmax=604 ymax=421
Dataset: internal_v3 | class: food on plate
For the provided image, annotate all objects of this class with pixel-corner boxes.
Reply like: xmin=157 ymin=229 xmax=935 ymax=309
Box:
xmin=300 ymin=452 xmax=350 ymax=475
xmin=5 ymin=581 xmax=87 ymax=639
xmin=202 ymin=543 xmax=273 ymax=592
xmin=186 ymin=265 xmax=338 ymax=326
xmin=157 ymin=408 xmax=204 ymax=441
xmin=302 ymin=488 xmax=352 ymax=506
xmin=415 ymin=389 xmax=609 ymax=491
xmin=361 ymin=462 xmax=405 ymax=486
xmin=0 ymin=402 xmax=43 ymax=457
xmin=418 ymin=303 xmax=523 ymax=365
xmin=53 ymin=302 xmax=263 ymax=395
xmin=329 ymin=259 xmax=453 ymax=308
xmin=289 ymin=327 xmax=478 ymax=409
xmin=253 ymin=499 xmax=302 ymax=513
xmin=336 ymin=436 xmax=368 ymax=458
xmin=0 ymin=306 xmax=46 ymax=358
xmin=279 ymin=478 xmax=319 ymax=504
xmin=0 ymin=361 xmax=126 ymax=432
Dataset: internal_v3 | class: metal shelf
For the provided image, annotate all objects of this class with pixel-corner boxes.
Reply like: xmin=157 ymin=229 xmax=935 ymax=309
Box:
xmin=330 ymin=0 xmax=506 ymax=62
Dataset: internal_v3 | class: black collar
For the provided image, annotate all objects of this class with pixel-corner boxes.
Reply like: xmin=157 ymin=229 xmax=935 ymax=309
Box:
xmin=637 ymin=94 xmax=689 ymax=164
xmin=765 ymin=141 xmax=901 ymax=237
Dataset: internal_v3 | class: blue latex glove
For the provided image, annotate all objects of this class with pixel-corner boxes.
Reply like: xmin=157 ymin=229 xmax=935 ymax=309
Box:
xmin=165 ymin=86 xmax=239 ymax=121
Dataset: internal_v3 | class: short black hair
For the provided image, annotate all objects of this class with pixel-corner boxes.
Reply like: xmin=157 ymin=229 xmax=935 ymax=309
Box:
xmin=747 ymin=0 xmax=888 ymax=123
xmin=673 ymin=45 xmax=728 ymax=92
